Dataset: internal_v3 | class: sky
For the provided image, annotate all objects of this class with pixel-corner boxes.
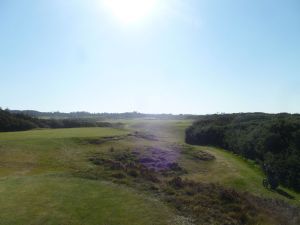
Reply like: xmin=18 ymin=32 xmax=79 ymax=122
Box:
xmin=0 ymin=0 xmax=299 ymax=114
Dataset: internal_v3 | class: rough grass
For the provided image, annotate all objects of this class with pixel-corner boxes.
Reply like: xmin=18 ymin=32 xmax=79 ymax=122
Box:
xmin=182 ymin=146 xmax=300 ymax=204
xmin=126 ymin=120 xmax=300 ymax=205
xmin=80 ymin=144 xmax=300 ymax=225
xmin=0 ymin=120 xmax=299 ymax=224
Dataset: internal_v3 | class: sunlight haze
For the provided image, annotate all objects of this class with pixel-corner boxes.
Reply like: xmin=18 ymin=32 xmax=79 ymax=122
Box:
xmin=102 ymin=0 xmax=158 ymax=25
xmin=0 ymin=0 xmax=299 ymax=114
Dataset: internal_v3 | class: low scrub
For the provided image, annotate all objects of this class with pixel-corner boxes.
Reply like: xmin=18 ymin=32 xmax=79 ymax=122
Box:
xmin=165 ymin=177 xmax=300 ymax=225
xmin=84 ymin=147 xmax=300 ymax=225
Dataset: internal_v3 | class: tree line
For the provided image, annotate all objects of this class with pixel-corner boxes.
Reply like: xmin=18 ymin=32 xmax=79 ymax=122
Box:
xmin=185 ymin=113 xmax=300 ymax=191
xmin=10 ymin=109 xmax=197 ymax=120
xmin=0 ymin=108 xmax=115 ymax=132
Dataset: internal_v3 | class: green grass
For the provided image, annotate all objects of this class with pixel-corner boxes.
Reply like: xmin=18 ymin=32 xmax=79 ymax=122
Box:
xmin=0 ymin=127 xmax=128 ymax=176
xmin=0 ymin=127 xmax=178 ymax=225
xmin=122 ymin=119 xmax=300 ymax=204
xmin=0 ymin=175 xmax=174 ymax=225
xmin=124 ymin=120 xmax=300 ymax=204
xmin=0 ymin=127 xmax=128 ymax=141
xmin=0 ymin=120 xmax=299 ymax=224
xmin=127 ymin=119 xmax=193 ymax=142
xmin=182 ymin=146 xmax=300 ymax=204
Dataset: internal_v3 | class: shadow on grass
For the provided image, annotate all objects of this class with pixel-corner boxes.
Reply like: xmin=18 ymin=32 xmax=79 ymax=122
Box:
xmin=276 ymin=188 xmax=295 ymax=200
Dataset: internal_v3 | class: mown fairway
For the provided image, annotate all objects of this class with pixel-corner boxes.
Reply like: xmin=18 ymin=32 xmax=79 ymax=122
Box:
xmin=0 ymin=176 xmax=174 ymax=225
xmin=0 ymin=121 xmax=299 ymax=225
xmin=0 ymin=127 xmax=177 ymax=225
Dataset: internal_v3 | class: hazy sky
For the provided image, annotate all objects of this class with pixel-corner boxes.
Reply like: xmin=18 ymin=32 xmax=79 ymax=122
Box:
xmin=1 ymin=0 xmax=299 ymax=114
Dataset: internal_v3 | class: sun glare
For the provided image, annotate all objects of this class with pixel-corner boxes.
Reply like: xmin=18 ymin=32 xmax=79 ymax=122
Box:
xmin=103 ymin=0 xmax=158 ymax=25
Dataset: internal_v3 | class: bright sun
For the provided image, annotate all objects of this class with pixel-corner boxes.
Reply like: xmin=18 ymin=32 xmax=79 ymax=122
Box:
xmin=103 ymin=0 xmax=158 ymax=25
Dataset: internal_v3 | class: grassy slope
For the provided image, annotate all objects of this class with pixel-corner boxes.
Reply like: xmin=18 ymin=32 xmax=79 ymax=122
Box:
xmin=0 ymin=128 xmax=128 ymax=177
xmin=0 ymin=127 xmax=128 ymax=140
xmin=0 ymin=120 xmax=299 ymax=225
xmin=0 ymin=176 xmax=173 ymax=225
xmin=0 ymin=127 xmax=177 ymax=225
xmin=125 ymin=119 xmax=300 ymax=204
xmin=183 ymin=146 xmax=300 ymax=204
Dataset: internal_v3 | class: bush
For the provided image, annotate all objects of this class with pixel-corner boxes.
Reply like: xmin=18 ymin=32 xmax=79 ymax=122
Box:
xmin=186 ymin=113 xmax=300 ymax=191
